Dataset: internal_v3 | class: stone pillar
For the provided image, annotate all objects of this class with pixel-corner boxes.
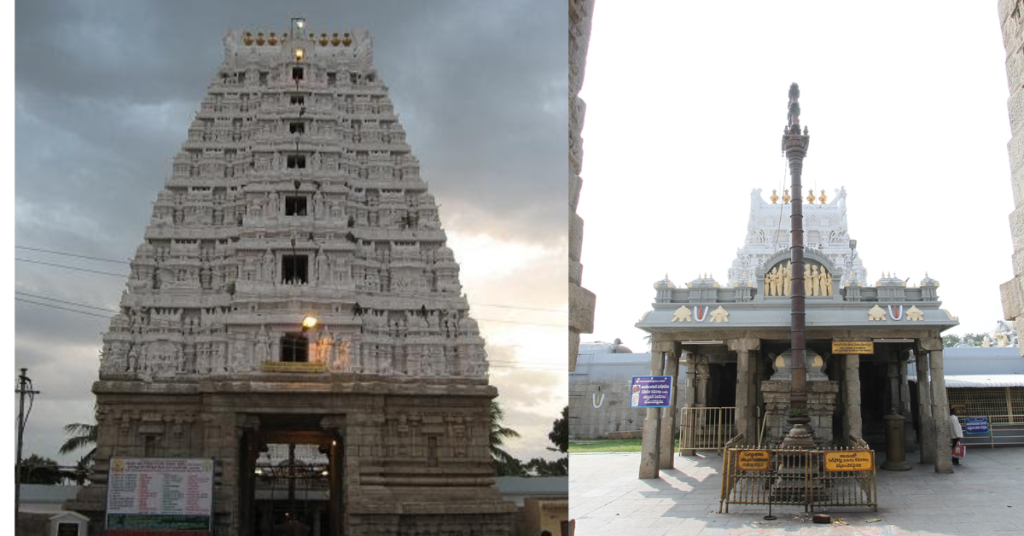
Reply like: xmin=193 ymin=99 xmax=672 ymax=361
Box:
xmin=680 ymin=355 xmax=699 ymax=456
xmin=696 ymin=359 xmax=711 ymax=407
xmin=843 ymin=354 xmax=863 ymax=443
xmin=921 ymin=338 xmax=953 ymax=473
xmin=639 ymin=351 xmax=664 ymax=479
xmin=659 ymin=346 xmax=679 ymax=469
xmin=887 ymin=357 xmax=901 ymax=415
xmin=899 ymin=354 xmax=917 ymax=452
xmin=915 ymin=350 xmax=936 ymax=464
xmin=568 ymin=0 xmax=597 ymax=373
xmin=729 ymin=338 xmax=760 ymax=445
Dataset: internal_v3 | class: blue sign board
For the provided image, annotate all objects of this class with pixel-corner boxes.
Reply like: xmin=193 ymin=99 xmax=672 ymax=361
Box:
xmin=630 ymin=376 xmax=673 ymax=408
xmin=964 ymin=417 xmax=989 ymax=435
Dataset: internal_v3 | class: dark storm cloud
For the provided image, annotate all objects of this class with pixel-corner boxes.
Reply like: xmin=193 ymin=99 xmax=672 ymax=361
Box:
xmin=16 ymin=0 xmax=566 ymax=239
xmin=15 ymin=0 xmax=565 ymax=463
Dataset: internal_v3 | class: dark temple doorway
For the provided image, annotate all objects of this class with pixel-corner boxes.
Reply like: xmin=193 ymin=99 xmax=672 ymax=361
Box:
xmin=239 ymin=419 xmax=343 ymax=536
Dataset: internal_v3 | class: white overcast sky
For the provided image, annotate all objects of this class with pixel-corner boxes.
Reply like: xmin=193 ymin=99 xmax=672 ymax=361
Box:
xmin=578 ymin=2 xmax=1016 ymax=353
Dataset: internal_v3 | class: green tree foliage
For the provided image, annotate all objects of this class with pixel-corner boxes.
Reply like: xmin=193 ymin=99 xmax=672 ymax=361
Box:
xmin=490 ymin=401 xmax=526 ymax=476
xmin=525 ymin=406 xmax=569 ymax=476
xmin=60 ymin=422 xmax=97 ymax=484
xmin=19 ymin=454 xmax=62 ymax=484
xmin=942 ymin=333 xmax=986 ymax=348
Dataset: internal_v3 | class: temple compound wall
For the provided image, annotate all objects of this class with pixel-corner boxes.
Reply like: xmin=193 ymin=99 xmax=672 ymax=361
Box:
xmin=569 ymin=0 xmax=597 ymax=372
xmin=568 ymin=345 xmax=689 ymax=440
xmin=636 ymin=188 xmax=960 ymax=476
xmin=67 ymin=22 xmax=514 ymax=536
xmin=998 ymin=0 xmax=1024 ymax=358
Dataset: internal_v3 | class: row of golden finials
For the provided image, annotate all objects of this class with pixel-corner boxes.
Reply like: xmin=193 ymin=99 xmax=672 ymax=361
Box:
xmin=243 ymin=31 xmax=353 ymax=47
xmin=769 ymin=189 xmax=829 ymax=204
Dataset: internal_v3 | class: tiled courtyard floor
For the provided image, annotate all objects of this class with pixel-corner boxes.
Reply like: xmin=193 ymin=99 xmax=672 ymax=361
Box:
xmin=570 ymin=448 xmax=1024 ymax=535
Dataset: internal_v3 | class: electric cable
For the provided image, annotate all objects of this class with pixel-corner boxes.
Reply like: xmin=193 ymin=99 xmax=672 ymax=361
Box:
xmin=15 ymin=245 xmax=131 ymax=265
xmin=15 ymin=258 xmax=129 ymax=278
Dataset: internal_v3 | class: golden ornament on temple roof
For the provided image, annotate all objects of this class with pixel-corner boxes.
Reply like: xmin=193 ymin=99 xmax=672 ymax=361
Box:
xmin=243 ymin=31 xmax=254 ymax=46
xmin=783 ymin=189 xmax=791 ymax=204
xmin=331 ymin=32 xmax=341 ymax=46
xmin=806 ymin=189 xmax=815 ymax=204
xmin=818 ymin=189 xmax=827 ymax=204
xmin=342 ymin=32 xmax=353 ymax=46
xmin=256 ymin=32 xmax=265 ymax=46
xmin=770 ymin=189 xmax=779 ymax=204
xmin=319 ymin=33 xmax=329 ymax=46
xmin=268 ymin=32 xmax=278 ymax=45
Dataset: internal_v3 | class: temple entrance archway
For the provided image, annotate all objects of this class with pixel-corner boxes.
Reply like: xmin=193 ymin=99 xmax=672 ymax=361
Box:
xmin=239 ymin=416 xmax=344 ymax=536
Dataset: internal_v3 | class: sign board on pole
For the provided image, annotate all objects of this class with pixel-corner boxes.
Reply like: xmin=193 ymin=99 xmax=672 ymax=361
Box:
xmin=106 ymin=458 xmax=214 ymax=536
xmin=629 ymin=376 xmax=673 ymax=408
xmin=964 ymin=417 xmax=989 ymax=435
xmin=736 ymin=451 xmax=770 ymax=471
xmin=824 ymin=451 xmax=873 ymax=471
xmin=831 ymin=341 xmax=874 ymax=354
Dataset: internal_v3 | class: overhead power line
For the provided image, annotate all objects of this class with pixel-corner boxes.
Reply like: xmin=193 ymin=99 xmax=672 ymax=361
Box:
xmin=472 ymin=302 xmax=565 ymax=314
xmin=15 ymin=245 xmax=132 ymax=265
xmin=15 ymin=258 xmax=129 ymax=278
xmin=15 ymin=298 xmax=113 ymax=319
xmin=15 ymin=291 xmax=119 ymax=313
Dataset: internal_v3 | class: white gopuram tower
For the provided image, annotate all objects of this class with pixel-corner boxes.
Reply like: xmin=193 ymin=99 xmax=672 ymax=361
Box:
xmin=727 ymin=187 xmax=869 ymax=288
xmin=68 ymin=20 xmax=515 ymax=536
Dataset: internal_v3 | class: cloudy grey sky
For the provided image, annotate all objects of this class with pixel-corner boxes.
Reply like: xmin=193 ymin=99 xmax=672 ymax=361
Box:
xmin=579 ymin=2 xmax=1016 ymax=353
xmin=15 ymin=0 xmax=567 ymax=465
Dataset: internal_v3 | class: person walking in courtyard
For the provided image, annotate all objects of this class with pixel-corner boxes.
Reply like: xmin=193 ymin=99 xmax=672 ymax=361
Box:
xmin=949 ymin=407 xmax=964 ymax=466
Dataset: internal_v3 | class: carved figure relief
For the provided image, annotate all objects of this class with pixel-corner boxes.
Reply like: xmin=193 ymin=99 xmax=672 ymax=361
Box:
xmin=671 ymin=306 xmax=692 ymax=323
xmin=709 ymin=306 xmax=729 ymax=323
xmin=868 ymin=305 xmax=886 ymax=321
xmin=905 ymin=305 xmax=924 ymax=321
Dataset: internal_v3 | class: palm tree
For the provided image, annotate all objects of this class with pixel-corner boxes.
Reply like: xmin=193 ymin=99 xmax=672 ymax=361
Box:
xmin=490 ymin=400 xmax=525 ymax=476
xmin=60 ymin=422 xmax=97 ymax=482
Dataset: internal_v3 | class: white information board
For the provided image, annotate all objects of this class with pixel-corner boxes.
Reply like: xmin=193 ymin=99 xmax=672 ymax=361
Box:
xmin=106 ymin=458 xmax=213 ymax=534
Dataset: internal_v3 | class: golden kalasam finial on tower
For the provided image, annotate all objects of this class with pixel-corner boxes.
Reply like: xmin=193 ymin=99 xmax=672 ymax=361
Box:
xmin=783 ymin=189 xmax=791 ymax=204
xmin=770 ymin=189 xmax=779 ymax=204
xmin=243 ymin=31 xmax=254 ymax=45
xmin=268 ymin=32 xmax=278 ymax=45
xmin=256 ymin=32 xmax=266 ymax=45
xmin=819 ymin=189 xmax=827 ymax=204
xmin=342 ymin=32 xmax=353 ymax=46
xmin=331 ymin=32 xmax=341 ymax=46
xmin=320 ymin=33 xmax=329 ymax=46
xmin=806 ymin=189 xmax=815 ymax=204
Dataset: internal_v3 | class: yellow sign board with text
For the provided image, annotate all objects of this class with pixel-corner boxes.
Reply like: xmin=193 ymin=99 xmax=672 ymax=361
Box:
xmin=824 ymin=450 xmax=873 ymax=471
xmin=831 ymin=341 xmax=874 ymax=355
xmin=737 ymin=450 xmax=770 ymax=471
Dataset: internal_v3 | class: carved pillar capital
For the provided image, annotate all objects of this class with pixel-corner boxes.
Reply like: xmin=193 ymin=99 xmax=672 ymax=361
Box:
xmin=916 ymin=338 xmax=943 ymax=352
xmin=727 ymin=338 xmax=761 ymax=352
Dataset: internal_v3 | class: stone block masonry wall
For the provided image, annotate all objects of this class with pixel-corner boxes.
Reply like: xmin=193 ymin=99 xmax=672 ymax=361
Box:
xmin=999 ymin=0 xmax=1024 ymax=356
xmin=761 ymin=380 xmax=838 ymax=448
xmin=569 ymin=378 xmax=687 ymax=440
xmin=569 ymin=0 xmax=596 ymax=372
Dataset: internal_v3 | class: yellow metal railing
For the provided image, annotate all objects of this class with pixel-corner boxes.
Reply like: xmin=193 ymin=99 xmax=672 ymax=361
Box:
xmin=719 ymin=441 xmax=878 ymax=514
xmin=679 ymin=407 xmax=736 ymax=455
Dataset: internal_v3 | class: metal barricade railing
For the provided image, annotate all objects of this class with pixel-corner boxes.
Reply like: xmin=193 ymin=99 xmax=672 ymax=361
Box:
xmin=719 ymin=440 xmax=877 ymax=514
xmin=679 ymin=407 xmax=736 ymax=455
xmin=957 ymin=414 xmax=1024 ymax=447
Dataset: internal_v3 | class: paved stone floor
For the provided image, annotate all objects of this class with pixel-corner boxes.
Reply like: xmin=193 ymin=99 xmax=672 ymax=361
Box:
xmin=570 ymin=448 xmax=1024 ymax=535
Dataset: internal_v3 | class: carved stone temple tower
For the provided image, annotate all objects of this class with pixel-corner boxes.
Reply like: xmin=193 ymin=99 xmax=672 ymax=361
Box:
xmin=67 ymin=20 xmax=515 ymax=536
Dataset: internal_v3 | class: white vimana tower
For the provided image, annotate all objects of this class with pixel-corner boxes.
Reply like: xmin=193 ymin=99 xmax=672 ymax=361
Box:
xmin=68 ymin=20 xmax=516 ymax=536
